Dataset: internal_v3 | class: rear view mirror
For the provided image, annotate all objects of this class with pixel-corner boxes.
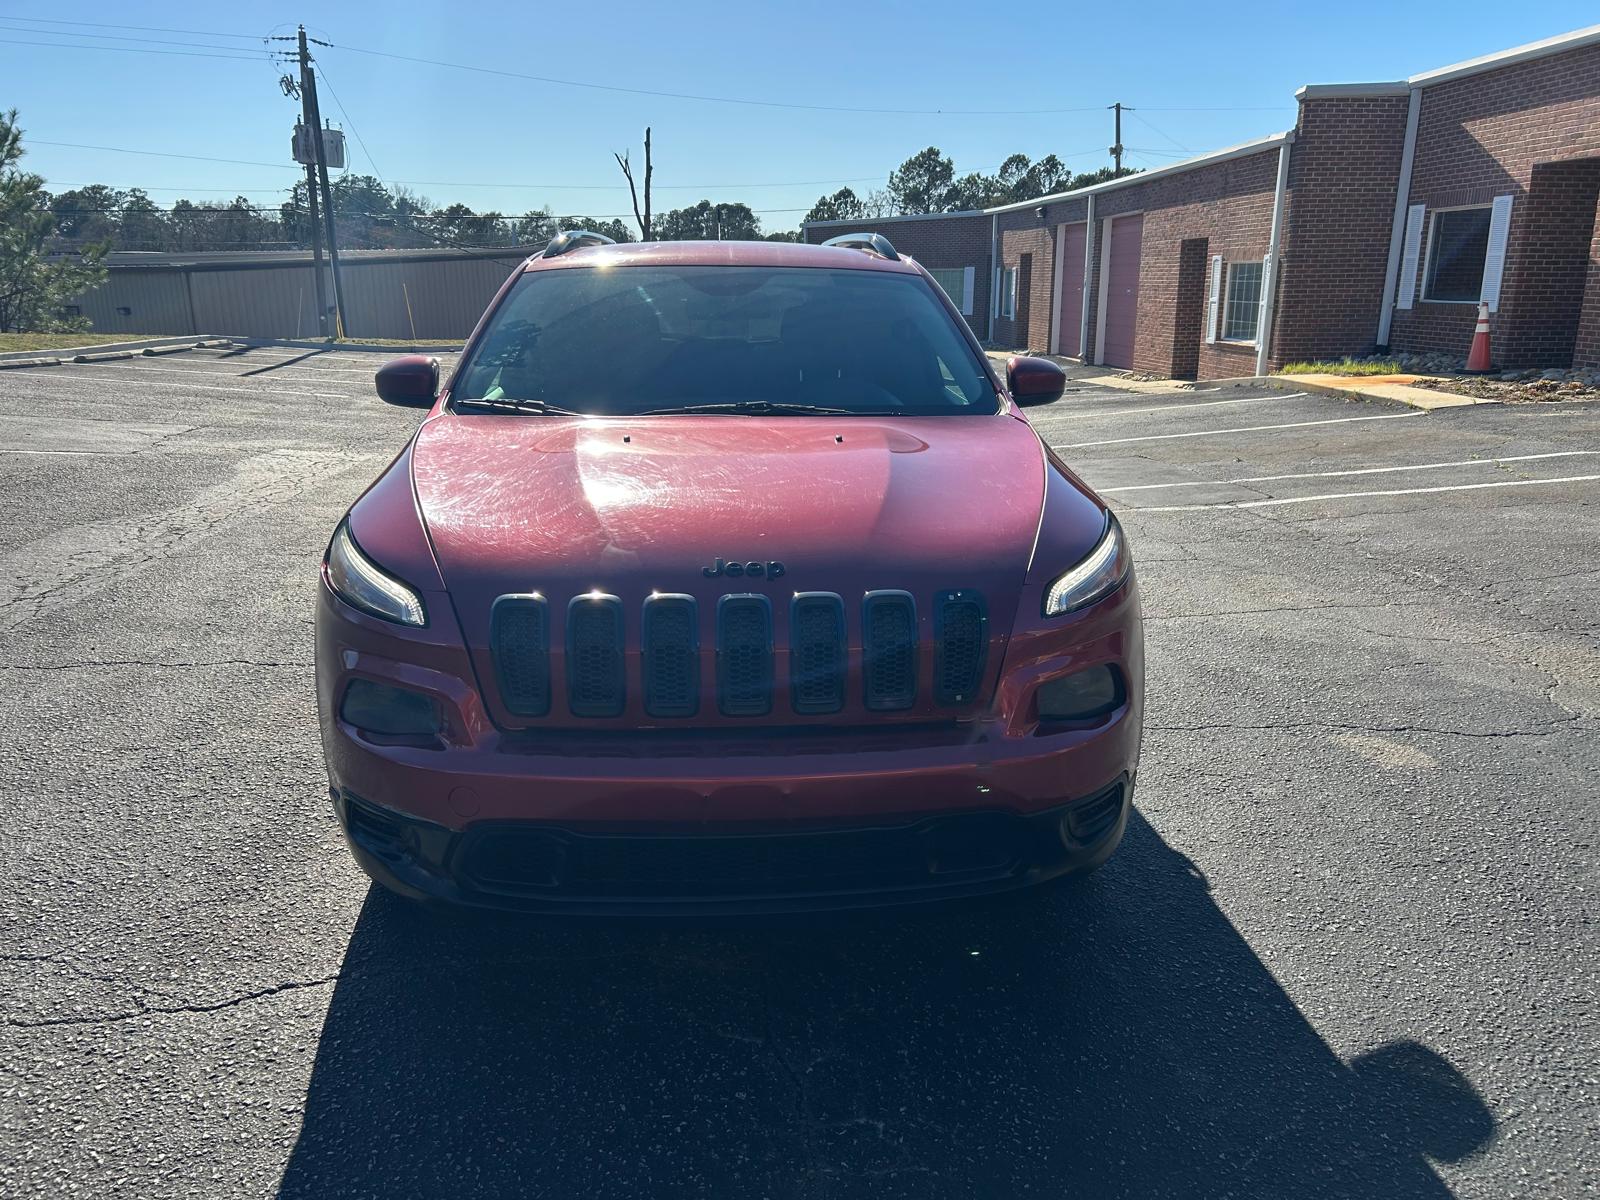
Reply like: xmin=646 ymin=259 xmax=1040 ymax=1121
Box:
xmin=1006 ymin=355 xmax=1067 ymax=407
xmin=375 ymin=355 xmax=439 ymax=408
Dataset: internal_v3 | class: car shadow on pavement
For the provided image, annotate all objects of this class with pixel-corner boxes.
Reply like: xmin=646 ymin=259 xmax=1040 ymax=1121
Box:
xmin=277 ymin=812 xmax=1494 ymax=1199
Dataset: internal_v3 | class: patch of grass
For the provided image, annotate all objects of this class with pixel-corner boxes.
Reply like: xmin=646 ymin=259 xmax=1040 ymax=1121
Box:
xmin=328 ymin=337 xmax=464 ymax=348
xmin=1279 ymin=358 xmax=1405 ymax=377
xmin=0 ymin=332 xmax=163 ymax=352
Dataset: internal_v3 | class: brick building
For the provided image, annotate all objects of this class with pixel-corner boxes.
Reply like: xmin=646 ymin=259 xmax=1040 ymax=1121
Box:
xmin=803 ymin=24 xmax=1600 ymax=379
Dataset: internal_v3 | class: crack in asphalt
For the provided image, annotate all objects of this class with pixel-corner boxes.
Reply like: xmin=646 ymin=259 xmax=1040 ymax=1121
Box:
xmin=0 ymin=658 xmax=309 ymax=672
xmin=1146 ymin=715 xmax=1584 ymax=740
xmin=3 ymin=975 xmax=340 ymax=1029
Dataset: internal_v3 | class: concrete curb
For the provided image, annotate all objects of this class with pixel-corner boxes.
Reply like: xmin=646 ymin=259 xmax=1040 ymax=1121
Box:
xmin=1254 ymin=372 xmax=1496 ymax=411
xmin=0 ymin=335 xmax=231 ymax=362
xmin=231 ymin=337 xmax=464 ymax=354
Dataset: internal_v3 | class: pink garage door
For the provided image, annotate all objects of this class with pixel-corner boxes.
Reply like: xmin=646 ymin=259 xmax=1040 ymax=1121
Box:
xmin=1055 ymin=223 xmax=1088 ymax=357
xmin=1101 ymin=214 xmax=1143 ymax=369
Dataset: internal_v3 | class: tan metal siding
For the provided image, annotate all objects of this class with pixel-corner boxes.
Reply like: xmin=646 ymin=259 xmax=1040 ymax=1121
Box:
xmin=76 ymin=271 xmax=195 ymax=335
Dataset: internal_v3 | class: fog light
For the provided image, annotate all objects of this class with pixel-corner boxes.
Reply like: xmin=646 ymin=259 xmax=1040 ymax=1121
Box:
xmin=1036 ymin=666 xmax=1123 ymax=722
xmin=340 ymin=679 xmax=441 ymax=737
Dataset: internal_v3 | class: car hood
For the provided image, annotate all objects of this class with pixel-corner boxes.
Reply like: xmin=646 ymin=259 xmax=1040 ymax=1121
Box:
xmin=413 ymin=412 xmax=1051 ymax=611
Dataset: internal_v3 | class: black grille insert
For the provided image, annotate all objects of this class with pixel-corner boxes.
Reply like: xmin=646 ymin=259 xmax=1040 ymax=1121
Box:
xmin=566 ymin=595 xmax=625 ymax=717
xmin=934 ymin=590 xmax=987 ymax=705
xmin=642 ymin=594 xmax=698 ymax=718
xmin=459 ymin=811 xmax=1027 ymax=900
xmin=790 ymin=593 xmax=846 ymax=714
xmin=863 ymin=590 xmax=917 ymax=711
xmin=717 ymin=595 xmax=773 ymax=716
xmin=490 ymin=595 xmax=551 ymax=717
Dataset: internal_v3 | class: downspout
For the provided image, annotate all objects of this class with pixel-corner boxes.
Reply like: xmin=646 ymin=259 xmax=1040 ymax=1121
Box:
xmin=1375 ymin=87 xmax=1422 ymax=350
xmin=1079 ymin=192 xmax=1095 ymax=362
xmin=1254 ymin=135 xmax=1294 ymax=378
xmin=987 ymin=212 xmax=998 ymax=343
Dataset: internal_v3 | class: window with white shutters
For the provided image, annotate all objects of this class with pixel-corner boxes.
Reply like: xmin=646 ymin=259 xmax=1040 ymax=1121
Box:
xmin=1480 ymin=195 xmax=1513 ymax=312
xmin=925 ymin=267 xmax=976 ymax=316
xmin=1222 ymin=262 xmax=1264 ymax=341
xmin=1396 ymin=204 xmax=1425 ymax=309
xmin=1206 ymin=254 xmax=1223 ymax=343
xmin=1424 ymin=207 xmax=1493 ymax=303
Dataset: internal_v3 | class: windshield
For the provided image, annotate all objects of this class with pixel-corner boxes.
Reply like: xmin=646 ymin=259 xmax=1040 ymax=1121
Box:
xmin=450 ymin=265 xmax=998 ymax=416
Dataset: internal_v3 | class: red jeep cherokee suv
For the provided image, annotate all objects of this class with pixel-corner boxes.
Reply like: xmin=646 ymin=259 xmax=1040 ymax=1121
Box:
xmin=315 ymin=231 xmax=1142 ymax=914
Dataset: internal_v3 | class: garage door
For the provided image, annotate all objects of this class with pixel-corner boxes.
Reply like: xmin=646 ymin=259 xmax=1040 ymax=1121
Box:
xmin=1100 ymin=214 xmax=1143 ymax=369
xmin=1055 ymin=223 xmax=1088 ymax=358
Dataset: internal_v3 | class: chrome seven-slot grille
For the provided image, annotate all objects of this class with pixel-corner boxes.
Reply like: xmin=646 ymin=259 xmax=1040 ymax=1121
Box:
xmin=489 ymin=590 xmax=988 ymax=720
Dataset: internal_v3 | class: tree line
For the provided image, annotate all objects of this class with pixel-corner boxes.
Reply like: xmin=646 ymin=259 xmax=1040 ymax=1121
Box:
xmin=805 ymin=147 xmax=1136 ymax=224
xmin=40 ymin=174 xmax=800 ymax=256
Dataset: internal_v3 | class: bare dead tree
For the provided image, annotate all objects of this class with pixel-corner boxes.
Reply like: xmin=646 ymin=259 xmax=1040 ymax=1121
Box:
xmin=614 ymin=127 xmax=653 ymax=241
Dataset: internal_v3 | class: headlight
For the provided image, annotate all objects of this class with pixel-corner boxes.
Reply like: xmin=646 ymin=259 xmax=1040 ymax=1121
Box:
xmin=325 ymin=521 xmax=427 ymax=626
xmin=1043 ymin=513 xmax=1130 ymax=617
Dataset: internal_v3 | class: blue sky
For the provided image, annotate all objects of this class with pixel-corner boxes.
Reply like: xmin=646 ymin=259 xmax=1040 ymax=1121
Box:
xmin=3 ymin=0 xmax=1596 ymax=233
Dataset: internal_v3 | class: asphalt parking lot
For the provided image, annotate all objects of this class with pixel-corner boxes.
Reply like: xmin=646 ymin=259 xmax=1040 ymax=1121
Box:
xmin=1 ymin=345 xmax=1596 ymax=1199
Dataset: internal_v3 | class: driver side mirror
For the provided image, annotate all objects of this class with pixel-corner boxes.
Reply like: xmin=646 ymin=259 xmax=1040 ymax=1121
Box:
xmin=375 ymin=355 xmax=439 ymax=408
xmin=1006 ymin=355 xmax=1066 ymax=407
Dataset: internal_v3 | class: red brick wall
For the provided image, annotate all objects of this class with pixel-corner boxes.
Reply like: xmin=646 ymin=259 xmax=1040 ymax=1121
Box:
xmin=1273 ymin=93 xmax=1412 ymax=364
xmin=994 ymin=200 xmax=1089 ymax=351
xmin=802 ymin=214 xmax=992 ymax=336
xmin=1086 ymin=150 xmax=1279 ymax=379
xmin=1576 ymin=217 xmax=1600 ymax=367
xmin=1390 ymin=41 xmax=1600 ymax=364
xmin=1498 ymin=160 xmax=1600 ymax=365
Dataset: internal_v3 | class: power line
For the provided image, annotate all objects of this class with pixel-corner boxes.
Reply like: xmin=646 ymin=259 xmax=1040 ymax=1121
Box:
xmin=387 ymin=175 xmax=885 ymax=192
xmin=0 ymin=19 xmax=266 ymax=54
xmin=1128 ymin=110 xmax=1190 ymax=154
xmin=0 ymin=36 xmax=265 ymax=62
xmin=310 ymin=58 xmax=384 ymax=181
xmin=0 ymin=15 xmax=262 ymax=39
xmin=330 ymin=42 xmax=1110 ymax=116
xmin=43 ymin=182 xmax=297 ymax=194
xmin=28 ymin=140 xmax=301 ymax=169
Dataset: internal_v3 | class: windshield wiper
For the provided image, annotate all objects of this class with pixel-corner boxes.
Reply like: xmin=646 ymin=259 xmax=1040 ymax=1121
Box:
xmin=453 ymin=396 xmax=585 ymax=417
xmin=635 ymin=400 xmax=864 ymax=416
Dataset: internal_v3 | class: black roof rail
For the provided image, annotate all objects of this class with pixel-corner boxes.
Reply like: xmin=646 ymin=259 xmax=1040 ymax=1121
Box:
xmin=541 ymin=229 xmax=617 ymax=259
xmin=820 ymin=232 xmax=901 ymax=261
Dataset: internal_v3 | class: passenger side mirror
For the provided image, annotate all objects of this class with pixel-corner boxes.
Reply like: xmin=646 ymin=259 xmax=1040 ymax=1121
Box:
xmin=1006 ymin=355 xmax=1067 ymax=407
xmin=375 ymin=355 xmax=439 ymax=408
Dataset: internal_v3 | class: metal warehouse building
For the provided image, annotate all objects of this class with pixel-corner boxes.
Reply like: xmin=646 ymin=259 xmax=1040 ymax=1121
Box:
xmin=805 ymin=24 xmax=1600 ymax=380
xmin=71 ymin=245 xmax=538 ymax=341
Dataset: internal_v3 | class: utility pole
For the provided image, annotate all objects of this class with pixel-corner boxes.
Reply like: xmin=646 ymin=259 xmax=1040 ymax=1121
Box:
xmin=297 ymin=27 xmax=348 ymax=338
xmin=299 ymin=138 xmax=329 ymax=337
xmin=1108 ymin=102 xmax=1130 ymax=174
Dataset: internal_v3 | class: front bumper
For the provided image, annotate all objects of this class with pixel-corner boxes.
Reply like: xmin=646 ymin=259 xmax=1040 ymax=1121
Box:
xmin=315 ymin=570 xmax=1143 ymax=914
xmin=333 ymin=774 xmax=1132 ymax=915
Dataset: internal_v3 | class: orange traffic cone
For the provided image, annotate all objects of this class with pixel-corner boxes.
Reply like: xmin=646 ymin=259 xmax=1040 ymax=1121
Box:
xmin=1464 ymin=300 xmax=1494 ymax=374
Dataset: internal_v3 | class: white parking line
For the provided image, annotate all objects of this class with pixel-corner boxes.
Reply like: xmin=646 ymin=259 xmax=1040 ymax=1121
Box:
xmin=1054 ymin=391 xmax=1311 ymax=418
xmin=1136 ymin=474 xmax=1600 ymax=512
xmin=13 ymin=367 xmax=351 ymax=401
xmin=1061 ymin=411 xmax=1422 ymax=449
xmin=1103 ymin=451 xmax=1600 ymax=492
xmin=42 ymin=360 xmax=366 ymax=386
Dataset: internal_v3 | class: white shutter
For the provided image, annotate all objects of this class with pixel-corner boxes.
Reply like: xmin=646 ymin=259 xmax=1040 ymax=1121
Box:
xmin=960 ymin=267 xmax=974 ymax=316
xmin=1480 ymin=194 xmax=1513 ymax=312
xmin=1396 ymin=204 xmax=1425 ymax=309
xmin=1206 ymin=254 xmax=1223 ymax=343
